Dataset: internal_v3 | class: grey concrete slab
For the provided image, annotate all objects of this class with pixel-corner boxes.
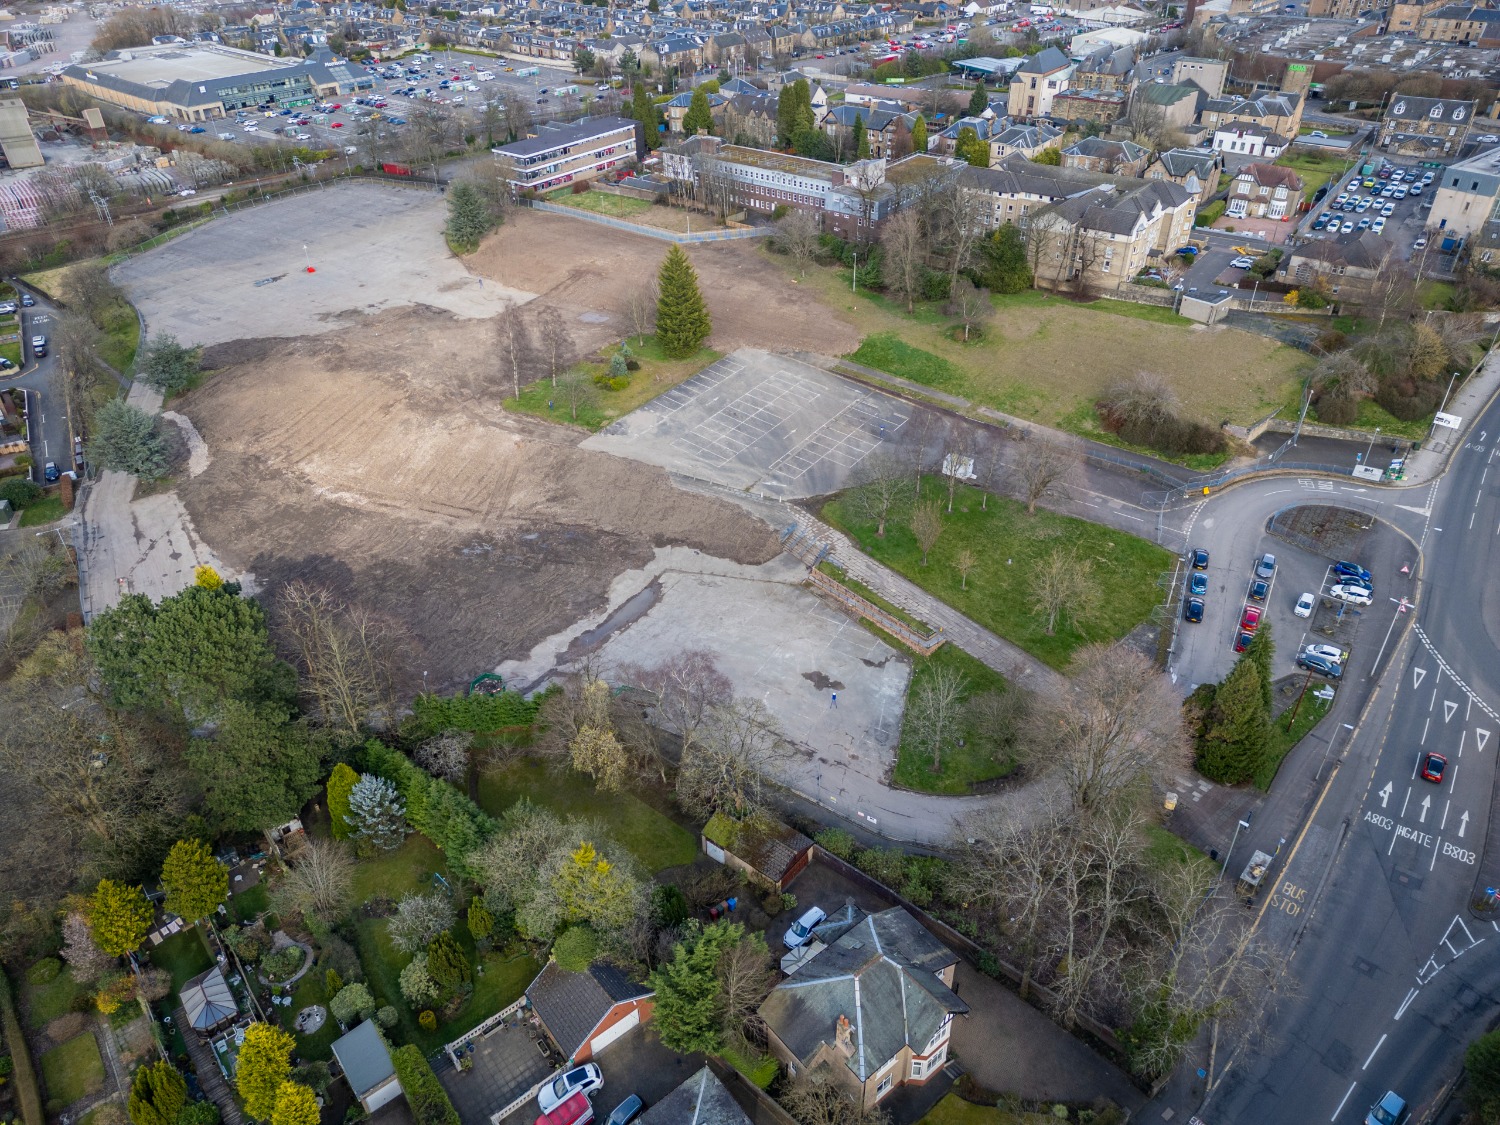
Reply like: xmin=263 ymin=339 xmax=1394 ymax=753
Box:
xmin=114 ymin=182 xmax=530 ymax=347
xmin=437 ymin=1024 xmax=554 ymax=1125
xmin=581 ymin=349 xmax=911 ymax=500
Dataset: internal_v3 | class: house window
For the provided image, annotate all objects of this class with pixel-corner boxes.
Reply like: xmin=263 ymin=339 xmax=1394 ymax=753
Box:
xmin=911 ymin=1059 xmax=927 ymax=1080
xmin=876 ymin=1074 xmax=895 ymax=1098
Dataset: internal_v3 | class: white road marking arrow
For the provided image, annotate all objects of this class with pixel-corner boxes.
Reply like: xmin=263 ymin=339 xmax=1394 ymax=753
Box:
xmin=1446 ymin=701 xmax=1460 ymax=723
xmin=1380 ymin=781 xmax=1393 ymax=808
xmin=1414 ymin=667 xmax=1428 ymax=689
xmin=1420 ymin=795 xmax=1432 ymax=823
xmin=1460 ymin=812 xmax=1470 ymax=838
xmin=1478 ymin=729 xmax=1492 ymax=754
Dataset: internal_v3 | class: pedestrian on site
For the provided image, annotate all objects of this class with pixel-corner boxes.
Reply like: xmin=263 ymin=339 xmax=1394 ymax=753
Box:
xmin=830 ymin=692 xmax=838 ymax=709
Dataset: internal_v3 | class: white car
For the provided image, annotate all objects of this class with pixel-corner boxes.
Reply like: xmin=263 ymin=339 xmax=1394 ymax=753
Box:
xmin=1329 ymin=584 xmax=1372 ymax=606
xmin=1294 ymin=592 xmax=1315 ymax=618
xmin=178 ymin=188 xmax=197 ymax=197
xmin=1231 ymin=256 xmax=1256 ymax=269
xmin=1304 ymin=644 xmax=1345 ymax=664
xmin=537 ymin=1065 xmax=603 ymax=1114
xmin=1413 ymin=236 xmax=1428 ymax=250
xmin=783 ymin=905 xmax=827 ymax=950
xmin=1372 ymin=217 xmax=1386 ymax=234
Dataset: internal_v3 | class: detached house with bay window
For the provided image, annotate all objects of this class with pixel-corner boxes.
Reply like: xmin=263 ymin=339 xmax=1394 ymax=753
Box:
xmin=1225 ymin=163 xmax=1303 ymax=221
xmin=758 ymin=908 xmax=968 ymax=1112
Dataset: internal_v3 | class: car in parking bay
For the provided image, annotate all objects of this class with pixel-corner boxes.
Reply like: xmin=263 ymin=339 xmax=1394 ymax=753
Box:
xmin=1329 ymin=584 xmax=1372 ymax=606
xmin=1333 ymin=560 xmax=1372 ymax=582
xmin=1420 ymin=752 xmax=1447 ymax=784
xmin=1296 ymin=652 xmax=1342 ymax=678
xmin=1233 ymin=631 xmax=1254 ymax=653
xmin=1240 ymin=605 xmax=1263 ymax=631
xmin=1189 ymin=572 xmax=1208 ymax=596
xmin=1248 ymin=579 xmax=1269 ymax=601
xmin=1304 ymin=643 xmax=1345 ymax=663
xmin=1341 ymin=220 xmax=1355 ymax=233
xmin=1184 ymin=597 xmax=1205 ymax=623
xmin=1255 ymin=553 xmax=1277 ymax=580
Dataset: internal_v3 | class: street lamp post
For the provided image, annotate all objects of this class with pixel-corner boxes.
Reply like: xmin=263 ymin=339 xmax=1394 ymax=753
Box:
xmin=1365 ymin=425 xmax=1380 ymax=465
xmin=1220 ymin=815 xmax=1252 ymax=885
xmin=1427 ymin=369 xmax=1461 ymax=444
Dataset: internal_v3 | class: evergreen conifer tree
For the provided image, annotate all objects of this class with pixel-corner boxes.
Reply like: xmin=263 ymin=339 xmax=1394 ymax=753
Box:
xmin=853 ymin=113 xmax=869 ymax=160
xmin=682 ymin=87 xmax=714 ymax=135
xmin=911 ymin=114 xmax=927 ymax=153
xmin=346 ymin=775 xmax=407 ymax=852
xmin=969 ymin=81 xmax=988 ymax=117
xmin=445 ymin=182 xmax=491 ymax=253
xmin=655 ymin=245 xmax=712 ymax=358
xmin=1196 ymin=657 xmax=1270 ymax=785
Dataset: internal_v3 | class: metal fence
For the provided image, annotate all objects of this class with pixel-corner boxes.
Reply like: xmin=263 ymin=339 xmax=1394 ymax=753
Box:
xmin=526 ymin=199 xmax=773 ymax=243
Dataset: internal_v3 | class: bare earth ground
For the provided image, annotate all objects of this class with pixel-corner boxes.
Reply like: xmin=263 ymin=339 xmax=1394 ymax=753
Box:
xmin=175 ymin=305 xmax=778 ymax=692
xmin=466 ymin=210 xmax=861 ymax=359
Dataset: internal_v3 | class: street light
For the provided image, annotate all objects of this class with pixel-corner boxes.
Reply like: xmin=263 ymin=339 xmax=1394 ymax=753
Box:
xmin=1365 ymin=425 xmax=1380 ymax=465
xmin=1220 ymin=814 xmax=1252 ymax=885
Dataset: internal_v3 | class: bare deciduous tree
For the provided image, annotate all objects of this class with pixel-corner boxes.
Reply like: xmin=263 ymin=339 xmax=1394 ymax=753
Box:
xmin=623 ymin=281 xmax=659 ymax=348
xmin=61 ymin=910 xmax=113 ymax=984
xmin=777 ymin=209 xmax=821 ymax=279
xmin=881 ymin=209 xmax=926 ymax=313
xmin=415 ymin=731 xmax=472 ymax=782
xmin=952 ymin=548 xmax=977 ymax=590
xmin=556 ymin=363 xmax=599 ymax=422
xmin=1015 ymin=440 xmax=1076 ymax=515
xmin=849 ymin=455 xmax=910 ymax=538
xmin=387 ymin=890 xmax=457 ymax=955
xmin=717 ymin=933 xmax=776 ymax=1045
xmin=1029 ymin=546 xmax=1097 ymax=637
xmin=274 ymin=838 xmax=356 ymax=924
xmin=1024 ymin=643 xmax=1191 ymax=811
xmin=278 ymin=581 xmax=403 ymax=736
xmin=947 ymin=277 xmax=991 ymax=341
xmin=910 ymin=499 xmax=943 ymax=565
xmin=937 ymin=183 xmax=989 ymax=293
xmin=536 ymin=305 xmax=571 ymax=388
xmin=780 ymin=1071 xmax=890 ymax=1125
xmin=496 ymin=305 xmax=532 ymax=400
xmin=616 ymin=649 xmax=733 ymax=776
xmin=905 ymin=664 xmax=968 ymax=772
xmin=675 ymin=697 xmax=791 ymax=820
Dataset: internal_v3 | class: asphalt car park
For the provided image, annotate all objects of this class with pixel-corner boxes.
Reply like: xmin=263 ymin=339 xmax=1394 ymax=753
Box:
xmin=1296 ymin=158 xmax=1440 ymax=266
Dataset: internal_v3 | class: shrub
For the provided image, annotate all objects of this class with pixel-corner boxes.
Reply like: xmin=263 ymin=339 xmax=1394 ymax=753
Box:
xmin=649 ymin=885 xmax=689 ymax=929
xmin=25 ymin=959 xmax=61 ymax=985
xmin=357 ymin=739 xmax=497 ymax=879
xmin=418 ymin=1010 xmax=437 ymax=1032
xmin=975 ymin=951 xmax=1002 ymax=979
xmin=409 ymin=690 xmax=540 ymax=735
xmin=920 ymin=268 xmax=950 ymax=302
xmin=813 ymin=828 xmax=856 ymax=859
xmin=329 ymin=983 xmax=376 ymax=1026
xmin=390 ymin=1045 xmax=459 ymax=1125
xmin=1194 ymin=200 xmax=1225 ymax=226
xmin=853 ymin=847 xmax=908 ymax=887
xmin=375 ymin=1007 xmax=398 ymax=1029
xmin=552 ymin=926 xmax=598 ymax=972
xmin=0 ymin=479 xmax=42 ymax=509
xmin=260 ymin=945 xmax=306 ymax=982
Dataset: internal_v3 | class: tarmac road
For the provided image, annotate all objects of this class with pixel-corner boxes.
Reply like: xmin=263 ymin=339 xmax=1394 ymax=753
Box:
xmin=7 ymin=288 xmax=73 ymax=484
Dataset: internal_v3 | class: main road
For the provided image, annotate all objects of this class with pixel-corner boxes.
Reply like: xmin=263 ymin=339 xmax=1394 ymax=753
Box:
xmin=1195 ymin=392 xmax=1500 ymax=1124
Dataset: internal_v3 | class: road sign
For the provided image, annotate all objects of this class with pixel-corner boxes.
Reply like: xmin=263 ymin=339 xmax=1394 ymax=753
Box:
xmin=1434 ymin=411 xmax=1463 ymax=429
xmin=1352 ymin=465 xmax=1383 ymax=481
xmin=1400 ymin=564 xmax=1410 ymax=574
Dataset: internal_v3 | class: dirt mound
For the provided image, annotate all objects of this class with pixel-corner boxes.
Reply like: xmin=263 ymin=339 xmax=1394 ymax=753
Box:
xmin=175 ymin=304 xmax=779 ymax=692
xmin=466 ymin=210 xmax=861 ymax=358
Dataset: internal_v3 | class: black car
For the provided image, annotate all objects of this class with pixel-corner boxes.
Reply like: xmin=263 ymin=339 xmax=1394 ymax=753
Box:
xmin=1184 ymin=597 xmax=1204 ymax=623
xmin=1296 ymin=652 xmax=1343 ymax=678
xmin=1249 ymin=579 xmax=1269 ymax=601
xmin=1191 ymin=547 xmax=1210 ymax=570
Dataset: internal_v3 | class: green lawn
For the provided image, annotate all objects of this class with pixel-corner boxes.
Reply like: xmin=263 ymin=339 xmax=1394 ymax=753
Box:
xmin=1276 ymin=149 xmax=1358 ymax=200
xmin=548 ymin=189 xmax=655 ymax=220
xmin=24 ymin=964 xmax=82 ymax=1028
xmin=821 ymin=479 xmax=1173 ymax=670
xmin=148 ymin=927 xmax=214 ymax=997
xmin=476 ymin=761 xmax=697 ymax=874
xmin=893 ymin=646 xmax=1016 ymax=794
xmin=1143 ymin=823 xmax=1212 ymax=874
xmin=351 ymin=834 xmax=451 ymax=905
xmin=40 ymin=1033 xmax=105 ymax=1108
xmin=98 ymin=296 xmax=141 ymax=374
xmin=0 ymin=340 xmax=20 ymax=367
xmin=1260 ymin=692 xmax=1332 ymax=790
xmin=920 ymin=1093 xmax=1057 ymax=1125
xmin=1417 ymin=280 xmax=1456 ymax=311
xmin=230 ymin=882 xmax=271 ymax=924
xmin=721 ymin=1042 xmax=778 ymax=1089
xmin=505 ymin=334 xmax=720 ymax=432
xmin=277 ymin=965 xmax=340 ymax=1062
xmin=18 ymin=497 xmax=67 ymax=527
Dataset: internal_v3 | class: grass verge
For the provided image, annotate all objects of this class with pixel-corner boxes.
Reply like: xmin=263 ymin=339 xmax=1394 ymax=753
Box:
xmin=820 ymin=478 xmax=1173 ymax=670
xmin=476 ymin=760 xmax=697 ymax=873
xmin=892 ymin=645 xmax=1016 ymax=794
xmin=720 ymin=1043 xmax=778 ymax=1089
xmin=921 ymin=1093 xmax=1056 ymax=1125
xmin=1259 ymin=692 xmax=1331 ymax=790
xmin=18 ymin=497 xmax=66 ymax=527
xmin=39 ymin=1033 xmax=105 ymax=1108
xmin=505 ymin=334 xmax=719 ymax=432
xmin=547 ymin=189 xmax=654 ymax=219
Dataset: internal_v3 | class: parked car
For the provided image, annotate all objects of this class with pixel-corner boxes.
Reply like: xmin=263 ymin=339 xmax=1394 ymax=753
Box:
xmin=1419 ymin=752 xmax=1447 ymax=785
xmin=1231 ymin=256 xmax=1255 ymax=268
xmin=43 ymin=460 xmax=59 ymax=482
xmin=1296 ymin=652 xmax=1342 ymax=678
xmin=1413 ymin=236 xmax=1428 ymax=250
xmin=0 ymin=301 xmax=15 ymax=315
xmin=1294 ymin=592 xmax=1316 ymax=618
xmin=1184 ymin=597 xmax=1205 ymax=623
xmin=538 ymin=1065 xmax=604 ymax=1115
xmin=536 ymin=1094 xmax=593 ymax=1125
xmin=1329 ymin=584 xmax=1372 ymax=606
xmin=604 ymin=1097 xmax=643 ymax=1125
xmin=1254 ymin=553 xmax=1277 ymax=580
xmin=20 ymin=293 xmax=33 ymax=306
xmin=1366 ymin=1091 xmax=1410 ymax=1125
xmin=1189 ymin=573 xmax=1208 ymax=596
xmin=30 ymin=334 xmax=46 ymax=357
xmin=1333 ymin=561 xmax=1372 ymax=582
xmin=1241 ymin=605 xmax=1263 ymax=632
xmin=1249 ymin=579 xmax=1269 ymax=602
xmin=1191 ymin=547 xmax=1210 ymax=569
xmin=784 ymin=905 xmax=827 ymax=949
xmin=1233 ymin=631 xmax=1254 ymax=653
xmin=1304 ymin=644 xmax=1345 ymax=663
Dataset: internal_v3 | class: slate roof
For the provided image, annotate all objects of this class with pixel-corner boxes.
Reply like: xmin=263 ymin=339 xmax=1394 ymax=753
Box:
xmin=1039 ymin=176 xmax=1191 ymax=235
xmin=1291 ymin=231 xmax=1391 ymax=271
xmin=1015 ymin=45 xmax=1070 ymax=75
xmin=1153 ymin=147 xmax=1219 ymax=177
xmin=527 ymin=962 xmax=653 ymax=1058
xmin=1136 ymin=81 xmax=1200 ymax=107
xmin=638 ymin=1067 xmax=752 ymax=1125
xmin=1065 ymin=136 xmax=1147 ymax=162
xmin=332 ymin=1019 xmax=397 ymax=1099
xmin=1385 ymin=95 xmax=1475 ymax=124
xmin=1230 ymin=162 xmax=1302 ymax=191
xmin=758 ymin=908 xmax=967 ymax=1083
xmin=1203 ymin=92 xmax=1300 ymax=120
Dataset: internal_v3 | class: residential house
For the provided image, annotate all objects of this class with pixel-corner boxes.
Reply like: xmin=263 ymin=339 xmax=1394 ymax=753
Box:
xmin=822 ymin=102 xmax=910 ymax=159
xmin=1062 ymin=136 xmax=1149 ymax=176
xmin=1020 ymin=172 xmax=1198 ymax=291
xmin=1007 ymin=46 xmax=1073 ymax=119
xmin=719 ymin=91 xmax=780 ymax=146
xmin=1428 ymin=144 xmax=1500 ymax=241
xmin=1417 ymin=2 xmax=1500 ymax=44
xmin=989 ymin=120 xmax=1064 ymax=160
xmin=526 ymin=962 xmax=654 ymax=1063
xmin=1211 ymin=121 xmax=1290 ymax=159
xmin=1280 ymin=231 xmax=1394 ymax=295
xmin=665 ymin=87 xmax=726 ymax=133
xmin=1380 ymin=95 xmax=1475 ymax=157
xmin=1144 ymin=146 xmax=1221 ymax=208
xmin=639 ymin=1068 xmax=753 ymax=1125
xmin=331 ymin=1020 xmax=403 ymax=1114
xmin=1049 ymin=88 xmax=1126 ymax=125
xmin=1224 ymin=162 xmax=1302 ymax=220
xmin=759 ymin=908 xmax=969 ymax=1111
xmin=1198 ymin=91 xmax=1303 ymax=140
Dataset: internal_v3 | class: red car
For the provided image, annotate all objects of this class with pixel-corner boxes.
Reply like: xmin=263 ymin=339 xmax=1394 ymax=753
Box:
xmin=1240 ymin=605 xmax=1262 ymax=632
xmin=330 ymin=103 xmax=342 ymax=110
xmin=330 ymin=121 xmax=343 ymax=127
xmin=1233 ymin=631 xmax=1254 ymax=653
xmin=1420 ymin=752 xmax=1447 ymax=784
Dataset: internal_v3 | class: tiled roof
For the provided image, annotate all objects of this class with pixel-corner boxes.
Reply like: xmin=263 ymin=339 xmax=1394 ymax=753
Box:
xmin=528 ymin=962 xmax=652 ymax=1058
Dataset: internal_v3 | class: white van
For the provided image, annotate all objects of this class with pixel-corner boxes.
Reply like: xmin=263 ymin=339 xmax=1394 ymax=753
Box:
xmin=476 ymin=70 xmax=495 ymax=80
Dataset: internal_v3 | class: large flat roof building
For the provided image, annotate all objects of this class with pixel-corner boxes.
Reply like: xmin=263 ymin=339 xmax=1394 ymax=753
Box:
xmin=60 ymin=44 xmax=372 ymax=122
xmin=493 ymin=116 xmax=641 ymax=193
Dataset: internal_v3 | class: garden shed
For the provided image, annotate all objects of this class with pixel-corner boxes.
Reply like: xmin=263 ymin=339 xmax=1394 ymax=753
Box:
xmin=701 ymin=814 xmax=813 ymax=892
xmin=333 ymin=1019 xmax=403 ymax=1113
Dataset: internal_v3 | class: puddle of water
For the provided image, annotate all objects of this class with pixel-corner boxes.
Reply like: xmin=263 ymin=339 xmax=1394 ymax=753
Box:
xmin=561 ymin=582 xmax=660 ymax=661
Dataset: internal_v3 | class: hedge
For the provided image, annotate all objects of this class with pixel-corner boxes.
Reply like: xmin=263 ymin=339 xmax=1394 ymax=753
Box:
xmin=390 ymin=1045 xmax=459 ymax=1125
xmin=0 ymin=970 xmax=44 ymax=1125
xmin=410 ymin=689 xmax=541 ymax=735
xmin=358 ymin=740 xmax=496 ymax=878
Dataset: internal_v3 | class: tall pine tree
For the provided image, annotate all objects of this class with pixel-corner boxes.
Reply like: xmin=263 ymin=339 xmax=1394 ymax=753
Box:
xmin=853 ymin=113 xmax=869 ymax=160
xmin=655 ymin=245 xmax=711 ymax=358
xmin=969 ymin=81 xmax=988 ymax=117
xmin=346 ymin=775 xmax=407 ymax=852
xmin=445 ymin=182 xmax=492 ymax=253
xmin=682 ymin=86 xmax=714 ymax=135
xmin=1246 ymin=624 xmax=1275 ymax=712
xmin=1196 ymin=656 xmax=1270 ymax=786
xmin=911 ymin=114 xmax=928 ymax=153
xmin=776 ymin=84 xmax=798 ymax=147
xmin=793 ymin=78 xmax=816 ymax=135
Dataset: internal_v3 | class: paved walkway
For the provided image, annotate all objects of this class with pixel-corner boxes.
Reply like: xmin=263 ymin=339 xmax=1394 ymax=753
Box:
xmin=174 ymin=1005 xmax=247 ymax=1125
xmin=788 ymin=508 xmax=1069 ymax=699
